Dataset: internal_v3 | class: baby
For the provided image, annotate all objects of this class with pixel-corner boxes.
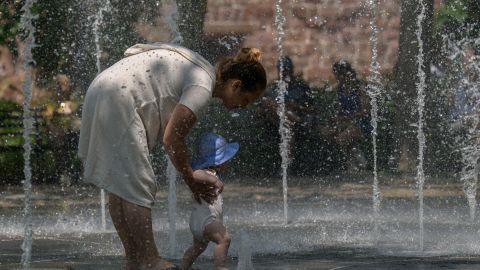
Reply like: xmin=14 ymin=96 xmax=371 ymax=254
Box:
xmin=181 ymin=132 xmax=239 ymax=270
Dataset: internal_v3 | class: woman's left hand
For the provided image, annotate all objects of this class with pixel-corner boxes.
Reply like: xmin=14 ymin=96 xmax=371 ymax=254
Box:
xmin=191 ymin=170 xmax=222 ymax=204
xmin=186 ymin=177 xmax=216 ymax=204
xmin=214 ymin=179 xmax=224 ymax=194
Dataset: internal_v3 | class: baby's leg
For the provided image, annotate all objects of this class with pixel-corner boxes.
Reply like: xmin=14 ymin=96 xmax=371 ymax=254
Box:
xmin=203 ymin=221 xmax=231 ymax=270
xmin=181 ymin=237 xmax=208 ymax=270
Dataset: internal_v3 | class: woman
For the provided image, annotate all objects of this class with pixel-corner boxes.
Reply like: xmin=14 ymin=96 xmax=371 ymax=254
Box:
xmin=78 ymin=43 xmax=266 ymax=270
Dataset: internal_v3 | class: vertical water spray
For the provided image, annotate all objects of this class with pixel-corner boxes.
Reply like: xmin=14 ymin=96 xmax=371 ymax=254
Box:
xmin=237 ymin=230 xmax=254 ymax=270
xmin=165 ymin=0 xmax=182 ymax=256
xmin=92 ymin=1 xmax=112 ymax=75
xmin=91 ymin=0 xmax=112 ymax=232
xmin=19 ymin=0 xmax=38 ymax=267
xmin=415 ymin=0 xmax=427 ymax=252
xmin=274 ymin=0 xmax=292 ymax=225
xmin=166 ymin=0 xmax=183 ymax=44
xmin=367 ymin=0 xmax=382 ymax=241
xmin=166 ymin=157 xmax=177 ymax=258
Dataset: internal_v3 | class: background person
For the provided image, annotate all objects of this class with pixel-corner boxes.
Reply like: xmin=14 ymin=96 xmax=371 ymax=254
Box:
xmin=320 ymin=60 xmax=372 ymax=171
xmin=258 ymin=55 xmax=315 ymax=175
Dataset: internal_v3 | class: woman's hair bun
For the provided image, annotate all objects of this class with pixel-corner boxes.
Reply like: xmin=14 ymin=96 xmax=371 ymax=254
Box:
xmin=233 ymin=48 xmax=261 ymax=63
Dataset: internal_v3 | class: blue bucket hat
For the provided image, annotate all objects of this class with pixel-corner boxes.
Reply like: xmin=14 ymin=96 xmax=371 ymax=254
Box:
xmin=191 ymin=133 xmax=239 ymax=170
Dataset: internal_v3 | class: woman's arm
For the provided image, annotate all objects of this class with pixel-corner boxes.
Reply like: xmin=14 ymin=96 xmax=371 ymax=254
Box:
xmin=193 ymin=170 xmax=224 ymax=193
xmin=163 ymin=104 xmax=218 ymax=202
xmin=163 ymin=104 xmax=196 ymax=180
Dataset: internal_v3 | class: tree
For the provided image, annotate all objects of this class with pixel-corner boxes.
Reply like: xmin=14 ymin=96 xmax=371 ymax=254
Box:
xmin=436 ymin=0 xmax=480 ymax=53
xmin=33 ymin=0 xmax=77 ymax=86
xmin=392 ymin=0 xmax=434 ymax=173
xmin=0 ymin=1 xmax=23 ymax=54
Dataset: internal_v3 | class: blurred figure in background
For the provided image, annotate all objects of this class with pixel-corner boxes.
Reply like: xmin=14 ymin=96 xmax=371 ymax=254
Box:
xmin=258 ymin=55 xmax=316 ymax=176
xmin=44 ymin=74 xmax=81 ymax=184
xmin=320 ymin=60 xmax=372 ymax=172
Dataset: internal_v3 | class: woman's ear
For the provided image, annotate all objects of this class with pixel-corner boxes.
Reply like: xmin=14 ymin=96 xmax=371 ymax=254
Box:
xmin=232 ymin=79 xmax=242 ymax=92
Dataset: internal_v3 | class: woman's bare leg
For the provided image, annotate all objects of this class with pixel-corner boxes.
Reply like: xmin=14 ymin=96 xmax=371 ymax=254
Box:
xmin=203 ymin=221 xmax=231 ymax=270
xmin=120 ymin=198 xmax=176 ymax=269
xmin=180 ymin=237 xmax=209 ymax=270
xmin=109 ymin=193 xmax=175 ymax=269
xmin=109 ymin=193 xmax=138 ymax=270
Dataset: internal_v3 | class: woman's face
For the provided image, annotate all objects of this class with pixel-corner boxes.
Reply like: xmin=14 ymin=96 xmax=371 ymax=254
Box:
xmin=221 ymin=79 xmax=263 ymax=110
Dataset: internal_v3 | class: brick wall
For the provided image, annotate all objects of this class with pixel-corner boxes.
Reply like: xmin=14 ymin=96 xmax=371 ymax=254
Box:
xmin=204 ymin=0 xmax=442 ymax=86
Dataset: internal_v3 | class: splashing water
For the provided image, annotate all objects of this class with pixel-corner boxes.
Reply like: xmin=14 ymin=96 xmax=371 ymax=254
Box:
xmin=100 ymin=189 xmax=106 ymax=231
xmin=459 ymin=54 xmax=480 ymax=223
xmin=237 ymin=230 xmax=254 ymax=270
xmin=19 ymin=0 xmax=38 ymax=267
xmin=415 ymin=0 xmax=427 ymax=252
xmin=367 ymin=0 xmax=382 ymax=241
xmin=166 ymin=157 xmax=178 ymax=258
xmin=442 ymin=25 xmax=480 ymax=223
xmin=461 ymin=139 xmax=480 ymax=223
xmin=274 ymin=0 xmax=292 ymax=226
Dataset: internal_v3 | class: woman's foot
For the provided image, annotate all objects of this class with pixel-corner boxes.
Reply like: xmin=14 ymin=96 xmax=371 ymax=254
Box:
xmin=125 ymin=260 xmax=139 ymax=270
xmin=139 ymin=257 xmax=179 ymax=270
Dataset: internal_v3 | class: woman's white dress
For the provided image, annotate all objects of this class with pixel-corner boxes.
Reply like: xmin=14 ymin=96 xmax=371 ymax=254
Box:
xmin=78 ymin=43 xmax=215 ymax=207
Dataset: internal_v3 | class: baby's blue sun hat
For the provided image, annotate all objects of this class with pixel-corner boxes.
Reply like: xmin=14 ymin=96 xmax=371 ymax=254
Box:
xmin=191 ymin=133 xmax=239 ymax=170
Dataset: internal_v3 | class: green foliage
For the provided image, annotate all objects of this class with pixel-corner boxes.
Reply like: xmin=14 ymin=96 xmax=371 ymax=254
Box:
xmin=436 ymin=0 xmax=468 ymax=29
xmin=0 ymin=151 xmax=23 ymax=183
xmin=0 ymin=99 xmax=81 ymax=185
xmin=0 ymin=100 xmax=22 ymax=148
xmin=0 ymin=0 xmax=162 ymax=89
xmin=0 ymin=1 xmax=23 ymax=53
xmin=435 ymin=0 xmax=480 ymax=39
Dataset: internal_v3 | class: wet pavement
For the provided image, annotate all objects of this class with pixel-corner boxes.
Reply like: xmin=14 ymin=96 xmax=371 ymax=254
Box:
xmin=1 ymin=176 xmax=480 ymax=269
xmin=2 ymin=239 xmax=480 ymax=269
